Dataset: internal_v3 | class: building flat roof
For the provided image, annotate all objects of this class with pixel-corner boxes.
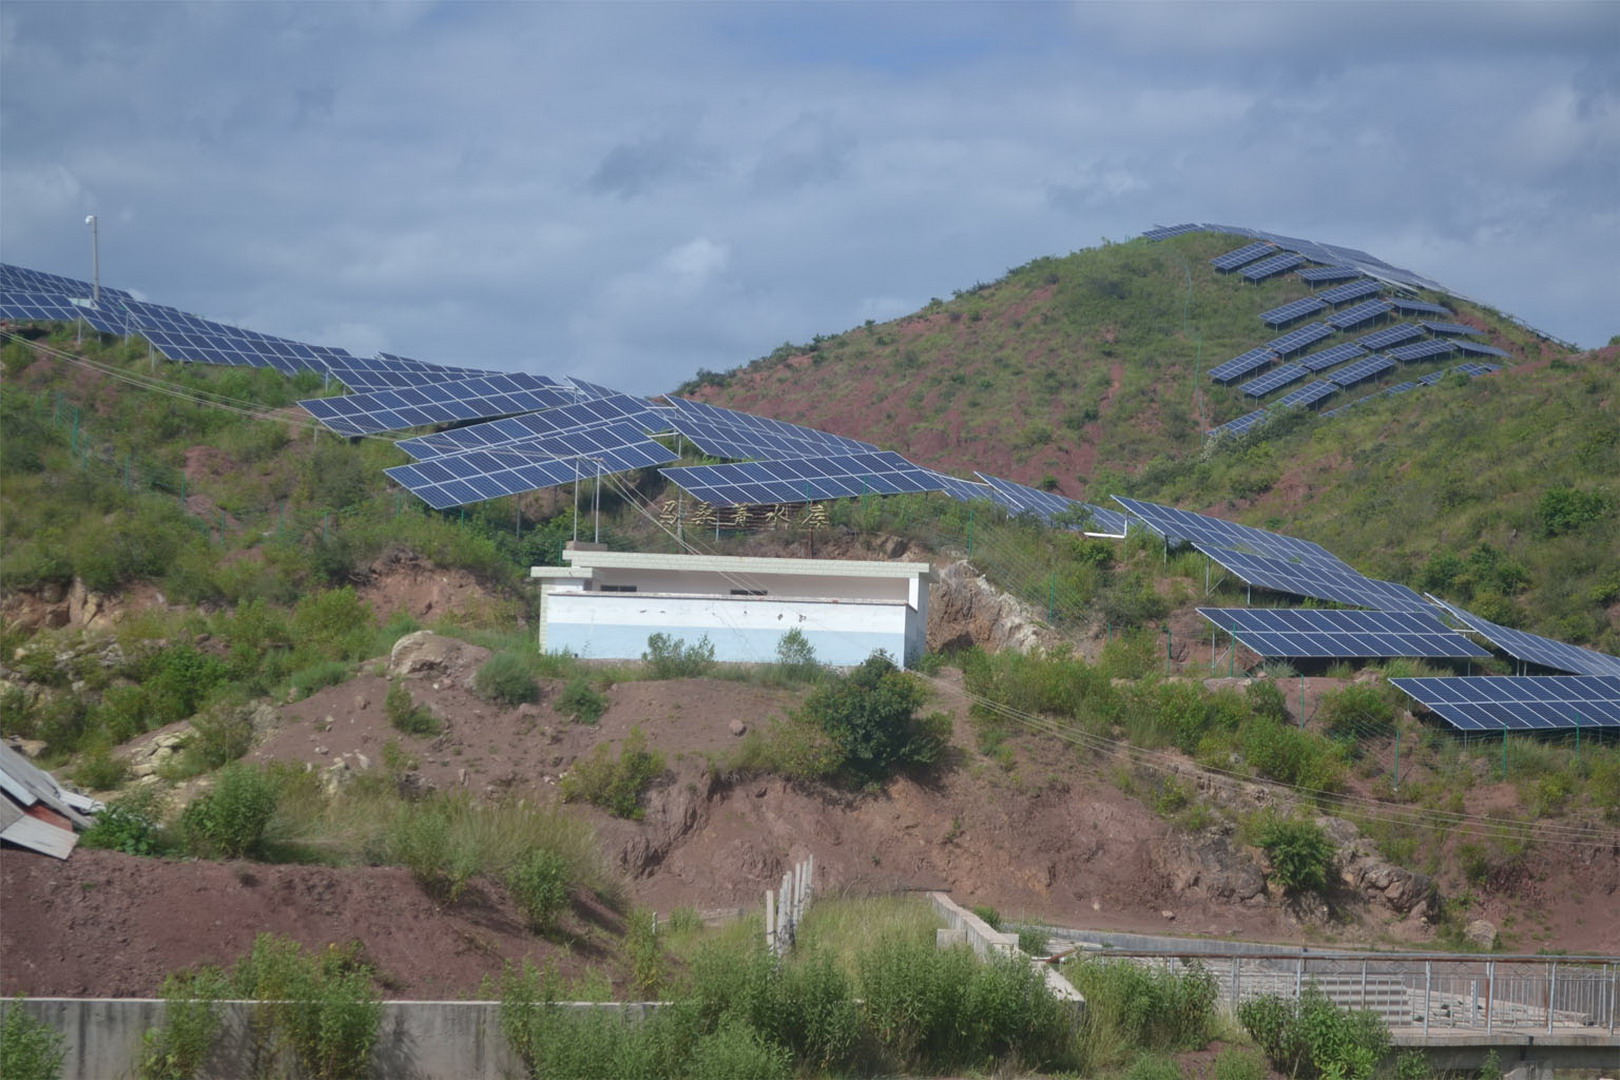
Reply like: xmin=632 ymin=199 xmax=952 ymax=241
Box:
xmin=531 ymin=549 xmax=935 ymax=582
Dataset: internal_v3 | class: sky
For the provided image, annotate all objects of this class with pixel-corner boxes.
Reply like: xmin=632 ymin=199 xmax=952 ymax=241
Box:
xmin=2 ymin=1 xmax=1616 ymax=395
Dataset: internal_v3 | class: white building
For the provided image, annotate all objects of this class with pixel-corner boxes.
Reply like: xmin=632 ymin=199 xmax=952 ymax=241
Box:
xmin=530 ymin=546 xmax=935 ymax=668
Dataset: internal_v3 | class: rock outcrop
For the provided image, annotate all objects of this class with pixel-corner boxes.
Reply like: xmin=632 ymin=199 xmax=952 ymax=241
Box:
xmin=928 ymin=560 xmax=1062 ymax=654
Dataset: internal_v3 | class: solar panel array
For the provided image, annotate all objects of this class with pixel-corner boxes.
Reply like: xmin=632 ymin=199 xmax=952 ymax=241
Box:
xmin=1210 ymin=242 xmax=1276 ymax=271
xmin=1415 ymin=369 xmax=1449 ymax=387
xmin=924 ymin=471 xmax=997 ymax=504
xmin=1111 ymin=497 xmax=1356 ymax=573
xmin=1198 ymin=224 xmax=1449 ymax=293
xmin=1241 ymin=253 xmax=1307 ymax=282
xmin=1385 ymin=339 xmax=1455 ymax=363
xmin=1241 ymin=362 xmax=1309 ymax=398
xmin=396 ymin=393 xmax=666 ymax=459
xmin=973 ymin=473 xmax=1128 ymax=533
xmin=1329 ymin=354 xmax=1396 ymax=388
xmin=1266 ymin=322 xmax=1334 ymax=356
xmin=0 ymin=292 xmax=92 ymax=322
xmin=1197 ymin=608 xmax=1489 ymax=659
xmin=664 ymin=398 xmax=878 ymax=461
xmin=1142 ymin=223 xmax=1205 ymax=241
xmin=1259 ymin=297 xmax=1328 ymax=327
xmin=1390 ymin=676 xmax=1620 ymax=732
xmin=1356 ymin=323 xmax=1423 ymax=351
xmin=1297 ymin=266 xmax=1362 ymax=284
xmin=1325 ymin=299 xmax=1393 ymax=330
xmin=1299 ymin=341 xmax=1367 ymax=372
xmin=1209 ymin=408 xmax=1271 ymax=438
xmin=1451 ymin=361 xmax=1501 ymax=377
xmin=1317 ymin=279 xmax=1383 ymax=305
xmin=300 ymin=374 xmax=578 ymax=437
xmin=1429 ymin=597 xmax=1620 ymax=678
xmin=0 ymin=263 xmax=133 ymax=301
xmin=1454 ymin=341 xmax=1510 ymax=359
xmin=1274 ymin=380 xmax=1339 ymax=409
xmin=1209 ymin=347 xmax=1277 ymax=384
xmin=661 ymin=451 xmax=950 ymax=507
xmin=1388 ymin=298 xmax=1451 ymax=317
xmin=1194 ymin=543 xmax=1433 ymax=612
xmin=1420 ymin=320 xmax=1482 ymax=337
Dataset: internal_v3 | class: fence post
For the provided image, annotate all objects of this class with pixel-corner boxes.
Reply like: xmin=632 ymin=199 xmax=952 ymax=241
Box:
xmin=1360 ymin=959 xmax=1368 ymax=1009
xmin=1230 ymin=957 xmax=1239 ymax=1012
xmin=1547 ymin=961 xmax=1556 ymax=1033
xmin=765 ymin=889 xmax=776 ymax=957
xmin=1486 ymin=959 xmax=1495 ymax=1034
xmin=1501 ymin=727 xmax=1508 ymax=779
xmin=1295 ymin=954 xmax=1304 ymax=1001
xmin=1423 ymin=960 xmax=1431 ymax=1036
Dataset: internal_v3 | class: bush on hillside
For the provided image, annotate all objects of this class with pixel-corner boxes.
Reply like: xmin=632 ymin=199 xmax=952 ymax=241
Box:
xmin=555 ymin=678 xmax=607 ymax=724
xmin=507 ymin=848 xmax=572 ymax=935
xmin=385 ymin=680 xmax=439 ymax=736
xmin=796 ymin=652 xmax=949 ymax=784
xmin=181 ymin=762 xmax=278 ymax=859
xmin=0 ymin=997 xmax=66 ymax=1080
xmin=1317 ymin=683 xmax=1396 ymax=738
xmin=643 ymin=633 xmax=716 ymax=679
xmin=560 ymin=727 xmax=664 ymax=820
xmin=1254 ymin=816 xmax=1336 ymax=896
xmin=474 ymin=651 xmax=539 ymax=706
xmin=1238 ymin=986 xmax=1388 ymax=1080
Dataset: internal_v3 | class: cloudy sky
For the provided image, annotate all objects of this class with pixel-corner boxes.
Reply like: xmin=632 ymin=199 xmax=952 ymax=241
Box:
xmin=3 ymin=1 xmax=1616 ymax=394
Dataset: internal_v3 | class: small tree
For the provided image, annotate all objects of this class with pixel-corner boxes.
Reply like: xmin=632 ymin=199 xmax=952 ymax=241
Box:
xmin=797 ymin=652 xmax=949 ymax=784
xmin=1255 ymin=817 xmax=1336 ymax=896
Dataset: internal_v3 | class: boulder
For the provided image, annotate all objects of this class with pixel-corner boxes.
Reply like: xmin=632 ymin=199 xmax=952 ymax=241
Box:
xmin=389 ymin=630 xmax=481 ymax=678
xmin=1465 ymin=919 xmax=1497 ymax=950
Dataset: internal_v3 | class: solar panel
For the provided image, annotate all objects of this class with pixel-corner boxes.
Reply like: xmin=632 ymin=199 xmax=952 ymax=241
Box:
xmin=0 ymin=263 xmax=133 ymax=301
xmin=397 ymin=393 xmax=665 ymax=459
xmin=1453 ymin=341 xmax=1510 ymax=359
xmin=1384 ymin=339 xmax=1454 ymax=363
xmin=1298 ymin=341 xmax=1367 ymax=372
xmin=1209 ymin=408 xmax=1271 ymax=438
xmin=1356 ymin=323 xmax=1423 ymax=351
xmin=1209 ymin=347 xmax=1277 ymax=384
xmin=1420 ymin=320 xmax=1482 ymax=337
xmin=1239 ymin=363 xmax=1309 ymax=398
xmin=1265 ymin=323 xmax=1334 ymax=357
xmin=925 ymin=471 xmax=997 ymax=503
xmin=0 ymin=291 xmax=91 ymax=322
xmin=1317 ymin=279 xmax=1383 ymax=305
xmin=1297 ymin=266 xmax=1362 ymax=284
xmin=1388 ymin=298 xmax=1451 ymax=317
xmin=1210 ymin=242 xmax=1276 ymax=271
xmin=1416 ymin=370 xmax=1448 ymax=387
xmin=1319 ymin=393 xmax=1377 ymax=418
xmin=1429 ymin=597 xmax=1620 ymax=677
xmin=1240 ymin=253 xmax=1307 ymax=282
xmin=1111 ymin=496 xmax=1356 ymax=573
xmin=565 ymin=377 xmax=624 ymax=399
xmin=1142 ymin=223 xmax=1205 ymax=241
xmin=1197 ymin=608 xmax=1489 ymax=660
xmin=1389 ymin=676 xmax=1620 ymax=732
xmin=1325 ymin=299 xmax=1393 ymax=330
xmin=664 ymin=398 xmax=877 ymax=461
xmin=1259 ymin=297 xmax=1328 ymax=327
xmin=1194 ymin=543 xmax=1432 ymax=612
xmin=1274 ymin=380 xmax=1338 ymax=409
xmin=300 ymin=373 xmax=578 ymax=437
xmin=386 ymin=424 xmax=678 ymax=510
xmin=660 ymin=451 xmax=949 ymax=507
xmin=1329 ymin=354 xmax=1396 ymax=388
xmin=973 ymin=473 xmax=1129 ymax=533
xmin=1451 ymin=361 xmax=1501 ymax=377
xmin=1385 ymin=381 xmax=1418 ymax=396
xmin=1198 ymin=225 xmax=1449 ymax=294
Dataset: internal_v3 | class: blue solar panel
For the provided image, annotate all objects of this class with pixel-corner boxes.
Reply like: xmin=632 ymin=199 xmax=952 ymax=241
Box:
xmin=1142 ymin=223 xmax=1205 ymax=241
xmin=1241 ymin=253 xmax=1307 ymax=282
xmin=1451 ymin=361 xmax=1501 ymax=377
xmin=1388 ymin=298 xmax=1451 ymax=317
xmin=565 ymin=377 xmax=624 ymax=399
xmin=0 ymin=291 xmax=91 ymax=322
xmin=1198 ymin=608 xmax=1489 ymax=660
xmin=1390 ymin=676 xmax=1620 ymax=731
xmin=1385 ymin=339 xmax=1455 ymax=363
xmin=1210 ymin=242 xmax=1276 ymax=271
xmin=1317 ymin=279 xmax=1382 ymax=305
xmin=1209 ymin=408 xmax=1271 ymax=438
xmin=0 ymin=262 xmax=133 ymax=301
xmin=1416 ymin=370 xmax=1448 ymax=387
xmin=925 ymin=471 xmax=997 ymax=503
xmin=1194 ymin=543 xmax=1432 ymax=612
xmin=1240 ymin=363 xmax=1309 ymax=398
xmin=1453 ymin=341 xmax=1510 ymax=359
xmin=1297 ymin=266 xmax=1363 ymax=284
xmin=1385 ymin=381 xmax=1418 ymax=396
xmin=663 ymin=398 xmax=877 ymax=461
xmin=1265 ymin=323 xmax=1335 ymax=357
xmin=1319 ymin=394 xmax=1378 ymax=418
xmin=1329 ymin=354 xmax=1396 ymax=388
xmin=387 ymin=424 xmax=678 ymax=510
xmin=1420 ymin=320 xmax=1482 ymax=337
xmin=300 ymin=373 xmax=578 ymax=436
xmin=1274 ymin=380 xmax=1338 ymax=409
xmin=1429 ymin=598 xmax=1620 ymax=677
xmin=1209 ymin=347 xmax=1277 ymax=384
xmin=661 ymin=451 xmax=948 ymax=507
xmin=1325 ymin=299 xmax=1393 ymax=330
xmin=1112 ymin=497 xmax=1356 ymax=574
xmin=972 ymin=474 xmax=1129 ymax=533
xmin=1298 ymin=341 xmax=1367 ymax=372
xmin=1259 ymin=297 xmax=1328 ymax=327
xmin=1196 ymin=226 xmax=1449 ymax=293
xmin=1356 ymin=323 xmax=1423 ymax=351
xmin=397 ymin=394 xmax=664 ymax=459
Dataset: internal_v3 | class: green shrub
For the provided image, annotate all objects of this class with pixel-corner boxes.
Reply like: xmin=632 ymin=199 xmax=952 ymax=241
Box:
xmin=230 ymin=934 xmax=381 ymax=1080
xmin=81 ymin=791 xmax=166 ymax=856
xmin=508 ymin=849 xmax=572 ymax=935
xmin=1063 ymin=956 xmax=1217 ymax=1069
xmin=556 ymin=678 xmax=607 ymax=724
xmin=771 ymin=629 xmax=822 ymax=684
xmin=643 ymin=633 xmax=716 ymax=679
xmin=184 ymin=704 xmax=256 ymax=771
xmin=1017 ymin=926 xmax=1049 ymax=956
xmin=0 ymin=998 xmax=66 ymax=1080
xmin=1213 ymin=1045 xmax=1266 ymax=1080
xmin=391 ymin=800 xmax=477 ymax=901
xmin=1317 ymin=684 xmax=1395 ymax=738
xmin=181 ymin=762 xmax=279 ymax=859
xmin=1125 ymin=1053 xmax=1184 ymax=1080
xmin=686 ymin=1019 xmax=792 ymax=1080
xmin=1538 ymin=486 xmax=1611 ymax=536
xmin=1238 ymin=716 xmax=1345 ymax=792
xmin=1255 ymin=816 xmax=1336 ymax=895
xmin=971 ymin=904 xmax=1003 ymax=929
xmin=560 ymin=728 xmax=665 ymax=820
xmin=1238 ymin=986 xmax=1388 ymax=1080
xmin=474 ymin=652 xmax=539 ymax=706
xmin=139 ymin=968 xmax=229 ymax=1080
xmin=287 ymin=660 xmax=350 ymax=701
xmin=384 ymin=679 xmax=439 ymax=736
xmin=795 ymin=652 xmax=948 ymax=784
xmin=625 ymin=908 xmax=665 ymax=1000
xmin=71 ymin=742 xmax=129 ymax=790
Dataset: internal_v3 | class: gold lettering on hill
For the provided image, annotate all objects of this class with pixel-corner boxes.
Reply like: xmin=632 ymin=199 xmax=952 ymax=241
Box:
xmin=649 ymin=501 xmax=833 ymax=532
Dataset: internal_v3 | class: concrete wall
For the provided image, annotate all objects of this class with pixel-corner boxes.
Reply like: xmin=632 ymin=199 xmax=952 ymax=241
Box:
xmin=928 ymin=892 xmax=1085 ymax=1005
xmin=0 ymin=997 xmax=663 ymax=1080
